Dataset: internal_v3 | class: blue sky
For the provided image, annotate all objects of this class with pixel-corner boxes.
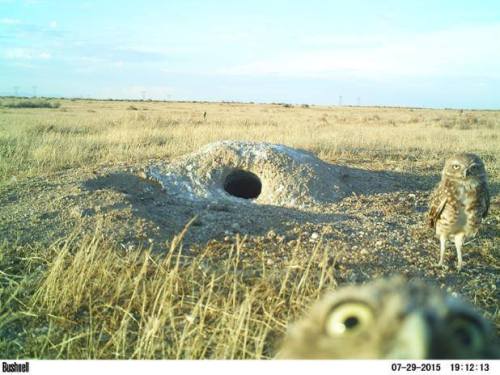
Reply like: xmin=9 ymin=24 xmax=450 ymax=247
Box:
xmin=1 ymin=0 xmax=500 ymax=108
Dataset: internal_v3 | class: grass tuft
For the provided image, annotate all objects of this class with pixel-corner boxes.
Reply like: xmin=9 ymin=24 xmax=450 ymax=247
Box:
xmin=0 ymin=222 xmax=336 ymax=359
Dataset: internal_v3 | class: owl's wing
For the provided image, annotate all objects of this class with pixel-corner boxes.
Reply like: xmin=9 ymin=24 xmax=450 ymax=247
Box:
xmin=428 ymin=187 xmax=447 ymax=229
xmin=479 ymin=183 xmax=490 ymax=218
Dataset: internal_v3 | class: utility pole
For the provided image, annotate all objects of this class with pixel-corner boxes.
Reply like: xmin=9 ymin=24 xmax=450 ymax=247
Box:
xmin=32 ymin=86 xmax=37 ymax=97
xmin=141 ymin=90 xmax=146 ymax=100
xmin=338 ymin=95 xmax=342 ymax=106
xmin=13 ymin=86 xmax=19 ymax=97
xmin=357 ymin=97 xmax=360 ymax=106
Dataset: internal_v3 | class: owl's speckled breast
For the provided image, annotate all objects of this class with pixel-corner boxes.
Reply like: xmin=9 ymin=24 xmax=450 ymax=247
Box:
xmin=436 ymin=179 xmax=481 ymax=238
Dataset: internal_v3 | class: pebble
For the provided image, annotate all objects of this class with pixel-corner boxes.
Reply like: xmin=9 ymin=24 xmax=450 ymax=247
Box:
xmin=71 ymin=206 xmax=95 ymax=218
xmin=310 ymin=232 xmax=319 ymax=240
xmin=267 ymin=230 xmax=277 ymax=239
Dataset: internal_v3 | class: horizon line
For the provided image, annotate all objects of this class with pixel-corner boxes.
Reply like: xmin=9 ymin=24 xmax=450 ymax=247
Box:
xmin=1 ymin=95 xmax=499 ymax=112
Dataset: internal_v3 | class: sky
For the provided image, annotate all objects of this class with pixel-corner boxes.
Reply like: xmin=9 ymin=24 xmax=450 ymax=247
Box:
xmin=1 ymin=0 xmax=500 ymax=108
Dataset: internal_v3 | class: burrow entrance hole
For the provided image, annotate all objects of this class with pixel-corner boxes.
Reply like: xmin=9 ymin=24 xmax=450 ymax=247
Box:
xmin=223 ymin=170 xmax=262 ymax=199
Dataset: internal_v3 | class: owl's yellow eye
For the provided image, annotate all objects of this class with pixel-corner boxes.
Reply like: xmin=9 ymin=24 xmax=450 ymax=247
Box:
xmin=452 ymin=164 xmax=461 ymax=170
xmin=325 ymin=302 xmax=374 ymax=336
xmin=449 ymin=317 xmax=484 ymax=351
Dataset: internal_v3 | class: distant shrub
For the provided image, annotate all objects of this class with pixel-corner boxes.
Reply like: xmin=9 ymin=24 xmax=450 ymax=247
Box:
xmin=301 ymin=104 xmax=310 ymax=108
xmin=364 ymin=114 xmax=381 ymax=122
xmin=134 ymin=112 xmax=147 ymax=121
xmin=1 ymin=99 xmax=60 ymax=109
xmin=456 ymin=122 xmax=472 ymax=130
xmin=281 ymin=103 xmax=293 ymax=108
xmin=127 ymin=105 xmax=138 ymax=110
xmin=463 ymin=113 xmax=479 ymax=124
xmin=439 ymin=113 xmax=494 ymax=130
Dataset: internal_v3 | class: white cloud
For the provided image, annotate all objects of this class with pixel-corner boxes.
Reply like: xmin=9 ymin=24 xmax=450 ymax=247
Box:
xmin=3 ymin=48 xmax=52 ymax=60
xmin=0 ymin=18 xmax=21 ymax=25
xmin=49 ymin=20 xmax=57 ymax=28
xmin=219 ymin=24 xmax=500 ymax=80
xmin=39 ymin=51 xmax=52 ymax=59
xmin=3 ymin=48 xmax=32 ymax=60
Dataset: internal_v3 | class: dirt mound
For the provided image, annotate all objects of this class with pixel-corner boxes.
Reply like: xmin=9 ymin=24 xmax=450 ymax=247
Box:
xmin=146 ymin=141 xmax=359 ymax=208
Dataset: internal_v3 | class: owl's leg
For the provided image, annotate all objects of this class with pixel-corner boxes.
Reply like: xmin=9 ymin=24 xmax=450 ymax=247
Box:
xmin=454 ymin=233 xmax=465 ymax=271
xmin=438 ymin=235 xmax=446 ymax=267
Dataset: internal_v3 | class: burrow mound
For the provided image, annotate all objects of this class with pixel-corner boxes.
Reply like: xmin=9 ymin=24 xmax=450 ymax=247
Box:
xmin=146 ymin=141 xmax=362 ymax=209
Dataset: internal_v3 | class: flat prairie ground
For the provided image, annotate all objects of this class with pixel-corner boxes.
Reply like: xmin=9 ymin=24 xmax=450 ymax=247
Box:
xmin=0 ymin=99 xmax=498 ymax=359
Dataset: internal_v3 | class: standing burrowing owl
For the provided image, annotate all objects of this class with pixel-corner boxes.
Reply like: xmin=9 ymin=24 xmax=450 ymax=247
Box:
xmin=427 ymin=153 xmax=489 ymax=270
xmin=277 ymin=277 xmax=499 ymax=359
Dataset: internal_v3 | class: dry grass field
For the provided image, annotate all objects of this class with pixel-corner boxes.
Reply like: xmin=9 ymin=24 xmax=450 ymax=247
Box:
xmin=0 ymin=98 xmax=499 ymax=358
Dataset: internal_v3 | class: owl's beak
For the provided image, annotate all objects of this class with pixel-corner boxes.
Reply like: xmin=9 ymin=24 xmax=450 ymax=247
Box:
xmin=386 ymin=312 xmax=430 ymax=359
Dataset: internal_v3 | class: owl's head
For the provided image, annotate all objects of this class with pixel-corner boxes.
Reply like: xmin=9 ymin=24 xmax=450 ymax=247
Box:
xmin=278 ymin=277 xmax=499 ymax=359
xmin=443 ymin=153 xmax=486 ymax=181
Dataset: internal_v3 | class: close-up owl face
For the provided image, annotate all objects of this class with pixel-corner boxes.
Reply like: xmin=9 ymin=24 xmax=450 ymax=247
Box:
xmin=278 ymin=277 xmax=498 ymax=359
xmin=443 ymin=153 xmax=487 ymax=181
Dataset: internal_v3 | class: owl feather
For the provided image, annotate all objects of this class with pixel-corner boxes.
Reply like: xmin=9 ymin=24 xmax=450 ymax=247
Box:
xmin=426 ymin=153 xmax=490 ymax=270
xmin=278 ymin=277 xmax=499 ymax=359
